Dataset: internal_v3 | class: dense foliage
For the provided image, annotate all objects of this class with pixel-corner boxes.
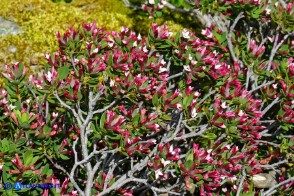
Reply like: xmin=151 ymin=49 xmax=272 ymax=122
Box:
xmin=0 ymin=0 xmax=293 ymax=195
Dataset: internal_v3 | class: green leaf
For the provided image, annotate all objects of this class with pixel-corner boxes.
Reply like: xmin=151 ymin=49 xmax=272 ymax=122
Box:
xmin=107 ymin=134 xmax=121 ymax=140
xmin=21 ymin=113 xmax=29 ymax=123
xmin=100 ymin=111 xmax=107 ymax=129
xmin=20 ymin=123 xmax=30 ymax=129
xmin=59 ymin=154 xmax=70 ymax=160
xmin=132 ymin=114 xmax=140 ymax=127
xmin=185 ymin=149 xmax=194 ymax=162
xmin=205 ymin=133 xmax=217 ymax=140
xmin=43 ymin=125 xmax=51 ymax=134
xmin=196 ymin=180 xmax=204 ymax=185
xmin=184 ymin=160 xmax=193 ymax=169
xmin=24 ymin=150 xmax=33 ymax=166
xmin=183 ymin=94 xmax=194 ymax=109
xmin=42 ymin=164 xmax=50 ymax=175
xmin=152 ymin=93 xmax=159 ymax=107
xmin=161 ymin=114 xmax=171 ymax=121
xmin=16 ymin=137 xmax=27 ymax=146
xmin=242 ymin=191 xmax=255 ymax=196
xmin=57 ymin=66 xmax=69 ymax=80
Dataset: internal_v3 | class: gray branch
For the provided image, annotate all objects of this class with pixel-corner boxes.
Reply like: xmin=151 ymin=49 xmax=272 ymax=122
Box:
xmin=227 ymin=12 xmax=245 ymax=69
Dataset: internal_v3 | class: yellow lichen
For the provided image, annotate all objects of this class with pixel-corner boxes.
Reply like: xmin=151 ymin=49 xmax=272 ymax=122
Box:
xmin=0 ymin=0 xmax=185 ymax=72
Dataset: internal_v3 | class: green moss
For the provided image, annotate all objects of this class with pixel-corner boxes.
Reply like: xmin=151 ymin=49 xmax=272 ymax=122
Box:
xmin=0 ymin=0 xmax=134 ymax=70
xmin=0 ymin=0 xmax=185 ymax=72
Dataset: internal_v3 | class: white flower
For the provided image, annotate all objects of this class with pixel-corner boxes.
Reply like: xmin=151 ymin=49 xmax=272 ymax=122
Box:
xmin=133 ymin=41 xmax=137 ymax=47
xmin=8 ymin=104 xmax=16 ymax=110
xmin=230 ymin=176 xmax=237 ymax=183
xmin=221 ymin=102 xmax=228 ymax=109
xmin=110 ymin=79 xmax=115 ymax=87
xmin=183 ymin=65 xmax=191 ymax=72
xmin=0 ymin=98 xmax=8 ymax=105
xmin=176 ymin=103 xmax=183 ymax=110
xmin=182 ymin=29 xmax=190 ymax=39
xmin=220 ymin=124 xmax=226 ymax=128
xmin=92 ymin=48 xmax=99 ymax=54
xmin=215 ymin=64 xmax=221 ymax=69
xmin=158 ymin=3 xmax=164 ymax=9
xmin=194 ymin=91 xmax=200 ymax=97
xmin=155 ymin=169 xmax=163 ymax=179
xmin=191 ymin=108 xmax=197 ymax=118
xmin=45 ymin=54 xmax=50 ymax=60
xmin=207 ymin=149 xmax=213 ymax=153
xmin=174 ymin=49 xmax=179 ymax=54
xmin=45 ymin=71 xmax=53 ymax=82
xmin=169 ymin=144 xmax=174 ymax=153
xmin=272 ymin=83 xmax=278 ymax=89
xmin=162 ymin=0 xmax=167 ymax=5
xmin=159 ymin=67 xmax=168 ymax=73
xmin=25 ymin=99 xmax=31 ymax=104
xmin=160 ymin=59 xmax=166 ymax=65
xmin=205 ymin=153 xmax=213 ymax=161
xmin=191 ymin=60 xmax=198 ymax=65
xmin=161 ymin=159 xmax=171 ymax=167
xmin=52 ymin=112 xmax=59 ymax=118
xmin=120 ymin=26 xmax=129 ymax=33
xmin=265 ymin=8 xmax=271 ymax=15
xmin=188 ymin=54 xmax=193 ymax=60
xmin=238 ymin=110 xmax=245 ymax=117
xmin=137 ymin=34 xmax=142 ymax=40
xmin=149 ymin=0 xmax=155 ymax=4
xmin=125 ymin=71 xmax=130 ymax=77
xmin=108 ymin=42 xmax=114 ymax=48
xmin=143 ymin=46 xmax=148 ymax=53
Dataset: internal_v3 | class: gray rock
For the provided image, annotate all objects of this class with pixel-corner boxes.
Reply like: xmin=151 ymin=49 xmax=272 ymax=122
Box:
xmin=0 ymin=16 xmax=21 ymax=35
xmin=252 ymin=171 xmax=277 ymax=189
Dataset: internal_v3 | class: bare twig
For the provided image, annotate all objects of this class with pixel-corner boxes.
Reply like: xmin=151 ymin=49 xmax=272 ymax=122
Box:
xmin=236 ymin=167 xmax=246 ymax=196
xmin=54 ymin=91 xmax=82 ymax=127
xmin=198 ymin=88 xmax=216 ymax=105
xmin=262 ymin=96 xmax=280 ymax=115
xmin=93 ymin=100 xmax=117 ymax=114
xmin=227 ymin=12 xmax=245 ymax=69
xmin=248 ymin=81 xmax=275 ymax=94
xmin=267 ymin=32 xmax=293 ymax=71
xmin=45 ymin=152 xmax=84 ymax=196
xmin=262 ymin=176 xmax=294 ymax=196
xmin=257 ymin=160 xmax=288 ymax=169
xmin=255 ymin=140 xmax=280 ymax=147
xmin=167 ymin=72 xmax=183 ymax=81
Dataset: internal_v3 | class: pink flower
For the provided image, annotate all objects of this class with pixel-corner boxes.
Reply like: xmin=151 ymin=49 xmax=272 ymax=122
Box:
xmin=201 ymin=28 xmax=213 ymax=39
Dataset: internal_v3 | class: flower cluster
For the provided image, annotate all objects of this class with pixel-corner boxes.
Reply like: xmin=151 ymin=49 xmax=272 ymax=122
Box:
xmin=1 ymin=15 xmax=293 ymax=195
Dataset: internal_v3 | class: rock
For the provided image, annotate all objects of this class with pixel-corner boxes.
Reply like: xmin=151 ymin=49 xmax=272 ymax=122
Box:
xmin=0 ymin=16 xmax=21 ymax=35
xmin=252 ymin=171 xmax=277 ymax=189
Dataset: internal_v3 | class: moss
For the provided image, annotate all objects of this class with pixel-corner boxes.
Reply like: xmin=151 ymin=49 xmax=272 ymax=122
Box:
xmin=0 ymin=0 xmax=133 ymax=70
xmin=0 ymin=0 xmax=185 ymax=72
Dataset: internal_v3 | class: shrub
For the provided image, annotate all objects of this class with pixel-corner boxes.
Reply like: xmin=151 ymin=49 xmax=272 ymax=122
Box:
xmin=0 ymin=1 xmax=294 ymax=195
